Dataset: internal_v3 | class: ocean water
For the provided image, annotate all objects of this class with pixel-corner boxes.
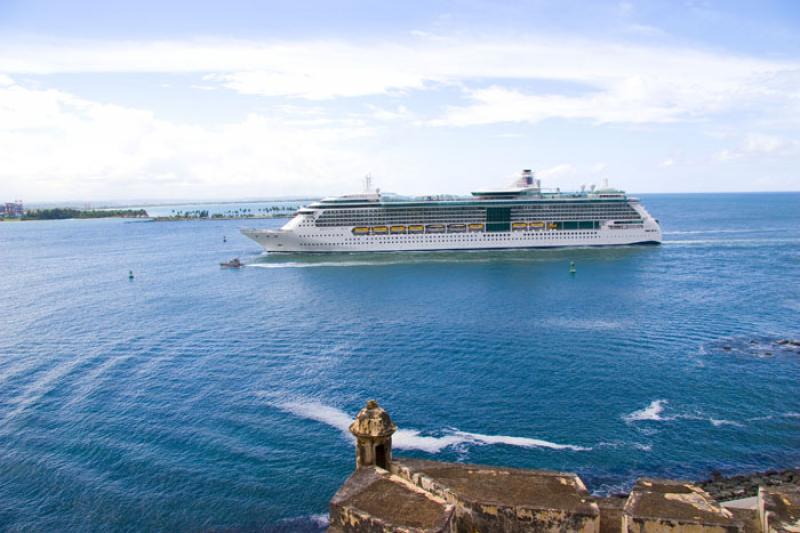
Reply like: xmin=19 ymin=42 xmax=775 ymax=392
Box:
xmin=1 ymin=192 xmax=799 ymax=531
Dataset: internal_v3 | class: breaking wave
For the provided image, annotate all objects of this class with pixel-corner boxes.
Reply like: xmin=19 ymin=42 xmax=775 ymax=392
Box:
xmin=623 ymin=400 xmax=744 ymax=428
xmin=269 ymin=397 xmax=589 ymax=453
xmin=623 ymin=399 xmax=668 ymax=422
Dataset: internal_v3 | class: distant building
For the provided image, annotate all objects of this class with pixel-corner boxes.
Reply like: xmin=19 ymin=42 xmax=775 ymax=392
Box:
xmin=2 ymin=201 xmax=24 ymax=217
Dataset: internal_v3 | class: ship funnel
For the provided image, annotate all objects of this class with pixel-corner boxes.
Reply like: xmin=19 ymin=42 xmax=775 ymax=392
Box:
xmin=514 ymin=169 xmax=536 ymax=188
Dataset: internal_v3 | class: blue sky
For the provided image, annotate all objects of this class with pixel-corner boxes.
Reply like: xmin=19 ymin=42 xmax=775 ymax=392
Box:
xmin=1 ymin=0 xmax=799 ymax=201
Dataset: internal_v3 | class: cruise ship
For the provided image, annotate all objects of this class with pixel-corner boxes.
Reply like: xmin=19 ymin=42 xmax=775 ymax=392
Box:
xmin=241 ymin=170 xmax=661 ymax=252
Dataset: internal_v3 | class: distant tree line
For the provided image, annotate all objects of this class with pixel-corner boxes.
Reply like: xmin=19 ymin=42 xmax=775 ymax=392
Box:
xmin=24 ymin=208 xmax=150 ymax=220
xmin=166 ymin=205 xmax=298 ymax=219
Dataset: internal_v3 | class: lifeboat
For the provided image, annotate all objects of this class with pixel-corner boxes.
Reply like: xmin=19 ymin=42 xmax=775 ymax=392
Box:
xmin=448 ymin=224 xmax=466 ymax=233
xmin=529 ymin=221 xmax=545 ymax=230
xmin=512 ymin=222 xmax=527 ymax=231
xmin=425 ymin=224 xmax=445 ymax=233
xmin=468 ymin=223 xmax=484 ymax=232
xmin=548 ymin=223 xmax=558 ymax=230
xmin=352 ymin=226 xmax=369 ymax=235
xmin=390 ymin=225 xmax=407 ymax=234
xmin=408 ymin=225 xmax=424 ymax=233
xmin=371 ymin=226 xmax=388 ymax=234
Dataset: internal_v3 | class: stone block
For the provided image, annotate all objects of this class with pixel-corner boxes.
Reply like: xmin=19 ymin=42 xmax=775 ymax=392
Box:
xmin=759 ymin=485 xmax=800 ymax=533
xmin=623 ymin=478 xmax=743 ymax=533
xmin=597 ymin=496 xmax=627 ymax=533
xmin=392 ymin=459 xmax=600 ymax=532
xmin=329 ymin=467 xmax=454 ymax=533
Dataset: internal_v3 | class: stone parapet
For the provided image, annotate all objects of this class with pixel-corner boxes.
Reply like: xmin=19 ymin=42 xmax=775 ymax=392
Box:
xmin=758 ymin=485 xmax=800 ymax=532
xmin=329 ymin=466 xmax=454 ymax=533
xmin=391 ymin=458 xmax=599 ymax=533
xmin=328 ymin=401 xmax=800 ymax=532
xmin=623 ymin=478 xmax=743 ymax=532
xmin=597 ymin=496 xmax=627 ymax=533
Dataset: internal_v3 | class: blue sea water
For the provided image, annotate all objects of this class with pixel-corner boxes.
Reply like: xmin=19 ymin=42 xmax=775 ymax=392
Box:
xmin=1 ymin=193 xmax=799 ymax=532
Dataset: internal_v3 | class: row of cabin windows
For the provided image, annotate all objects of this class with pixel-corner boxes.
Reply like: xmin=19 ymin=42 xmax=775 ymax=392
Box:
xmin=298 ymin=229 xmax=649 ymax=247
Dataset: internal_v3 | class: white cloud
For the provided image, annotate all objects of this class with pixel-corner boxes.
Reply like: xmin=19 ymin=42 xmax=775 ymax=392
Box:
xmin=366 ymin=104 xmax=411 ymax=121
xmin=0 ymin=36 xmax=796 ymax=125
xmin=715 ymin=133 xmax=799 ymax=161
xmin=538 ymin=164 xmax=577 ymax=180
xmin=535 ymin=163 xmax=615 ymax=191
xmin=1 ymin=35 xmax=799 ymax=198
xmin=0 ymin=79 xmax=375 ymax=201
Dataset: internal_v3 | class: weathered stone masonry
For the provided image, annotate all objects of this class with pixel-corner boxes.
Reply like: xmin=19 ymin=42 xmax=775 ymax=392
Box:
xmin=329 ymin=400 xmax=800 ymax=533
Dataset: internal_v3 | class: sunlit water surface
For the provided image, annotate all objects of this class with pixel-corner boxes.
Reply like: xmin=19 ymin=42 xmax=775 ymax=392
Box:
xmin=1 ymin=193 xmax=799 ymax=531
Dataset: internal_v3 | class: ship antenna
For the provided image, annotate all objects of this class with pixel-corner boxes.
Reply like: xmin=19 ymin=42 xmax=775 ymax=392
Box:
xmin=364 ymin=173 xmax=373 ymax=193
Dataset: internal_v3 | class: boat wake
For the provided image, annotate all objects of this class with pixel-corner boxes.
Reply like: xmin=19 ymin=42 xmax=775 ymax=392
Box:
xmin=622 ymin=399 xmax=743 ymax=427
xmin=245 ymin=247 xmax=649 ymax=269
xmin=268 ymin=397 xmax=590 ymax=453
xmin=664 ymin=237 xmax=800 ymax=247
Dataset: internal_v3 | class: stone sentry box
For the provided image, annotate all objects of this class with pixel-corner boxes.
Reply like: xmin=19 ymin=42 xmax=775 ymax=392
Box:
xmin=331 ymin=400 xmax=600 ymax=533
xmin=330 ymin=400 xmax=799 ymax=533
xmin=348 ymin=399 xmax=397 ymax=470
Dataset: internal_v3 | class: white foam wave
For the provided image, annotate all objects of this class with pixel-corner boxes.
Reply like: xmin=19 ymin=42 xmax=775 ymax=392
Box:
xmin=664 ymin=229 xmax=766 ymax=236
xmin=665 ymin=227 xmax=792 ymax=236
xmin=247 ymin=261 xmax=390 ymax=269
xmin=596 ymin=441 xmax=653 ymax=452
xmin=709 ymin=418 xmax=744 ymax=428
xmin=624 ymin=400 xmax=746 ymax=428
xmin=276 ymin=399 xmax=353 ymax=432
xmin=623 ymin=400 xmax=667 ymax=422
xmin=450 ymin=431 xmax=589 ymax=452
xmin=279 ymin=513 xmax=329 ymax=528
xmin=752 ymin=412 xmax=800 ymax=421
xmin=270 ymin=398 xmax=588 ymax=453
xmin=665 ymin=238 xmax=800 ymax=246
xmin=307 ymin=514 xmax=328 ymax=527
xmin=542 ymin=317 xmax=625 ymax=331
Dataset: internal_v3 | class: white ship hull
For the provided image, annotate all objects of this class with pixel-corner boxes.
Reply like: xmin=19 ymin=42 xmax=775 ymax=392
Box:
xmin=242 ymin=222 xmax=661 ymax=253
xmin=242 ymin=171 xmax=662 ymax=253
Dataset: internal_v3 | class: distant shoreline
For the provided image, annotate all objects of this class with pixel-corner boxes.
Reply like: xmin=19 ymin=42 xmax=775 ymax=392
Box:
xmin=3 ymin=208 xmax=149 ymax=222
xmin=1 ymin=214 xmax=292 ymax=223
xmin=152 ymin=215 xmax=291 ymax=222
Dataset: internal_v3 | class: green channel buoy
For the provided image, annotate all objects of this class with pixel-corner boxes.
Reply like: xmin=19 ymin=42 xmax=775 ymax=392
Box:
xmin=128 ymin=270 xmax=134 ymax=280
xmin=569 ymin=261 xmax=576 ymax=274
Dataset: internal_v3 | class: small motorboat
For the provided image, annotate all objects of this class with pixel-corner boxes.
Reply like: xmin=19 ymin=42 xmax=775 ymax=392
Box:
xmin=220 ymin=258 xmax=243 ymax=268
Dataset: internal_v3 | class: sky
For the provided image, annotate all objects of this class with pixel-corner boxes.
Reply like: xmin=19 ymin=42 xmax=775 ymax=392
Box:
xmin=1 ymin=0 xmax=799 ymax=202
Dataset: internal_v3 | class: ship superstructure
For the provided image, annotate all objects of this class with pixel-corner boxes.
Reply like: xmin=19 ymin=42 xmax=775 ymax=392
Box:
xmin=241 ymin=170 xmax=661 ymax=252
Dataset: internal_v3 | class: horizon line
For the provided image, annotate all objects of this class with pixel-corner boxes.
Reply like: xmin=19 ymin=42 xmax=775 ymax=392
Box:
xmin=14 ymin=189 xmax=800 ymax=208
